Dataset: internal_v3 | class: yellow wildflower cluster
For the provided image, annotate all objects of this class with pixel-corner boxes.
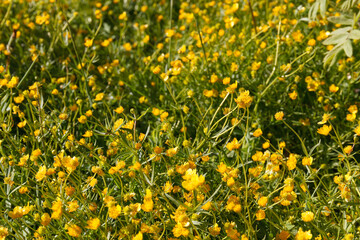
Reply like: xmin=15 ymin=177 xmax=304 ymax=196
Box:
xmin=1 ymin=0 xmax=359 ymax=239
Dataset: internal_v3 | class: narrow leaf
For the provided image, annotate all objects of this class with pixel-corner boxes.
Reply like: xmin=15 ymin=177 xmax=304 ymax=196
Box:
xmin=327 ymin=15 xmax=353 ymax=25
xmin=349 ymin=29 xmax=360 ymax=39
xmin=343 ymin=40 xmax=353 ymax=57
xmin=323 ymin=33 xmax=348 ymax=45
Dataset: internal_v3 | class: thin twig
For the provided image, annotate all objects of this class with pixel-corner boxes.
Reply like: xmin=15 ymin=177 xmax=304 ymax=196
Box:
xmin=247 ymin=0 xmax=257 ymax=34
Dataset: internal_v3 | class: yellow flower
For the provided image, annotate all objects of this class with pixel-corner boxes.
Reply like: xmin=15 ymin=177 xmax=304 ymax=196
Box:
xmin=160 ymin=111 xmax=169 ymax=122
xmin=109 ymin=205 xmax=122 ymax=219
xmin=329 ymin=84 xmax=339 ymax=93
xmin=226 ymin=195 xmax=242 ymax=213
xmin=133 ymin=232 xmax=143 ymax=240
xmin=40 ymin=213 xmax=51 ymax=226
xmin=115 ymin=106 xmax=124 ymax=114
xmin=346 ymin=113 xmax=356 ymax=122
xmin=84 ymin=39 xmax=93 ymax=47
xmin=226 ymin=138 xmax=241 ymax=151
xmin=276 ymin=230 xmax=291 ymax=240
xmin=281 ymin=64 xmax=292 ymax=73
xmin=209 ymin=223 xmax=221 ymax=236
xmin=235 ymin=90 xmax=253 ymax=108
xmin=67 ymin=224 xmax=82 ymax=237
xmin=178 ymin=45 xmax=186 ymax=54
xmin=225 ymin=222 xmax=240 ymax=239
xmin=78 ymin=115 xmax=87 ymax=124
xmin=262 ymin=141 xmax=270 ymax=149
xmin=152 ymin=66 xmax=161 ymax=74
xmin=203 ymin=89 xmax=216 ymax=98
xmin=123 ymin=42 xmax=132 ymax=51
xmin=302 ymin=156 xmax=313 ymax=166
xmin=217 ymin=162 xmax=228 ymax=174
xmin=95 ymin=93 xmax=104 ymax=101
xmin=51 ymin=89 xmax=59 ymax=95
xmin=182 ymin=169 xmax=205 ymax=191
xmin=14 ymin=94 xmax=24 ymax=103
xmin=227 ymin=177 xmax=235 ymax=187
xmin=35 ymin=166 xmax=47 ymax=181
xmin=68 ymin=200 xmax=79 ymax=213
xmin=223 ymin=77 xmax=230 ymax=85
xmin=86 ymin=218 xmax=100 ymax=230
xmin=141 ymin=189 xmax=154 ymax=212
xmin=258 ymin=197 xmax=268 ymax=207
xmin=19 ymin=186 xmax=29 ymax=194
xmin=348 ymin=105 xmax=357 ymax=114
xmin=166 ymin=147 xmax=178 ymax=157
xmin=201 ymin=201 xmax=212 ymax=211
xmin=113 ymin=118 xmax=124 ymax=132
xmin=119 ymin=11 xmax=127 ymax=20
xmin=292 ymin=30 xmax=304 ymax=42
xmin=307 ymin=39 xmax=316 ymax=46
xmin=344 ymin=145 xmax=353 ymax=155
xmin=301 ymin=211 xmax=314 ymax=222
xmin=165 ymin=29 xmax=175 ymax=38
xmin=6 ymin=76 xmax=19 ymax=88
xmin=287 ymin=154 xmax=297 ymax=170
xmin=163 ymin=181 xmax=173 ymax=193
xmin=4 ymin=177 xmax=14 ymax=186
xmin=275 ymin=111 xmax=284 ymax=120
xmin=17 ymin=120 xmax=27 ymax=128
xmin=30 ymin=148 xmax=42 ymax=161
xmin=253 ymin=128 xmax=263 ymax=137
xmin=317 ymin=125 xmax=332 ymax=136
xmin=256 ymin=209 xmax=265 ymax=220
xmin=251 ymin=61 xmax=261 ymax=71
xmin=172 ymin=222 xmax=189 ymax=238
xmin=343 ymin=234 xmax=354 ymax=240
xmin=101 ymin=39 xmax=111 ymax=47
xmin=295 ymin=228 xmax=312 ymax=240
xmin=231 ymin=62 xmax=238 ymax=72
xmin=152 ymin=108 xmax=160 ymax=116
xmin=318 ymin=113 xmax=331 ymax=124
xmin=288 ymin=90 xmax=298 ymax=100
xmin=51 ymin=199 xmax=63 ymax=220
xmin=85 ymin=110 xmax=93 ymax=117
xmin=0 ymin=226 xmax=9 ymax=239
xmin=8 ymin=205 xmax=32 ymax=219
xmin=59 ymin=113 xmax=68 ymax=120
xmin=83 ymin=130 xmax=93 ymax=138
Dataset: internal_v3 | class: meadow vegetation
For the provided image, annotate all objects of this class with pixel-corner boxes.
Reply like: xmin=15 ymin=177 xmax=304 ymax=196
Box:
xmin=1 ymin=0 xmax=360 ymax=239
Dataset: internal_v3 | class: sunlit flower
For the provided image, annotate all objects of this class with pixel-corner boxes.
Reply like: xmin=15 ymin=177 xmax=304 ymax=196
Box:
xmin=301 ymin=211 xmax=314 ymax=222
xmin=66 ymin=224 xmax=82 ymax=237
xmin=275 ymin=111 xmax=284 ymax=120
xmin=317 ymin=125 xmax=332 ymax=136
xmin=86 ymin=218 xmax=100 ymax=230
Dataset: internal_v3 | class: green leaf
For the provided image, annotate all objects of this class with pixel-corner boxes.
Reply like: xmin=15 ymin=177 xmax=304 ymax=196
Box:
xmin=327 ymin=15 xmax=353 ymax=25
xmin=349 ymin=29 xmax=360 ymax=39
xmin=319 ymin=0 xmax=327 ymax=18
xmin=331 ymin=26 xmax=352 ymax=35
xmin=285 ymin=223 xmax=295 ymax=231
xmin=309 ymin=140 xmax=321 ymax=156
xmin=323 ymin=43 xmax=343 ymax=67
xmin=309 ymin=1 xmax=320 ymax=21
xmin=164 ymin=193 xmax=181 ymax=207
xmin=323 ymin=33 xmax=348 ymax=45
xmin=1 ymin=92 xmax=10 ymax=114
xmin=343 ymin=40 xmax=353 ymax=57
xmin=341 ymin=0 xmax=360 ymax=10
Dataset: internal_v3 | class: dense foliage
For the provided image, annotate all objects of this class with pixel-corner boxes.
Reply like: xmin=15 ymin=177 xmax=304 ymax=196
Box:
xmin=1 ymin=0 xmax=360 ymax=239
